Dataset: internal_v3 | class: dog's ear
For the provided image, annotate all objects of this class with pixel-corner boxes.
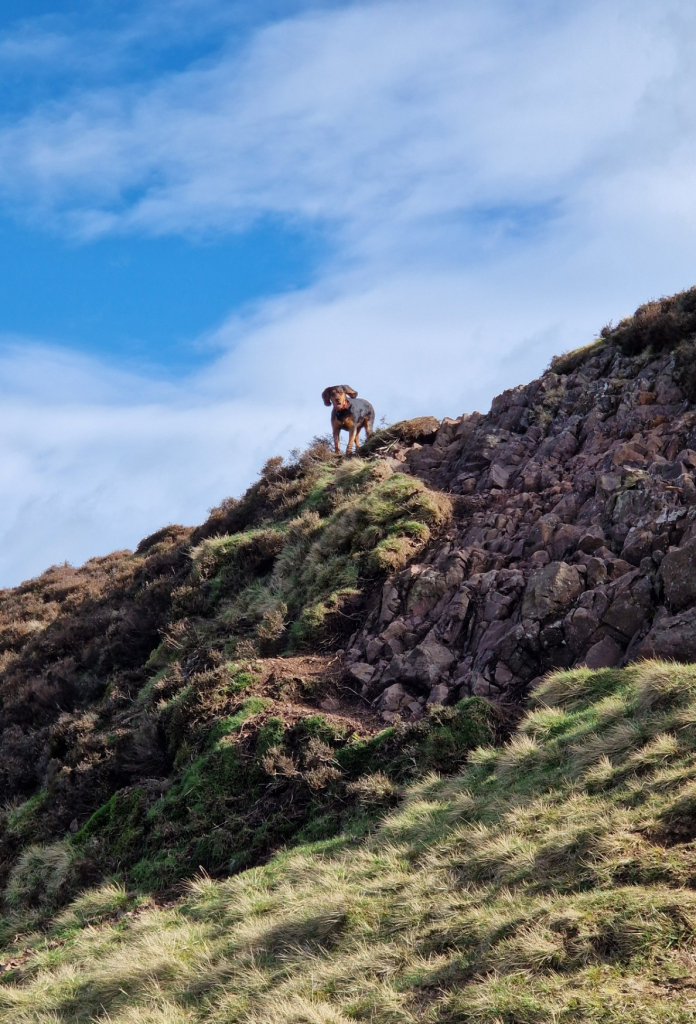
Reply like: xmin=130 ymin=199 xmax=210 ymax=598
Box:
xmin=342 ymin=385 xmax=358 ymax=398
xmin=321 ymin=387 xmax=334 ymax=407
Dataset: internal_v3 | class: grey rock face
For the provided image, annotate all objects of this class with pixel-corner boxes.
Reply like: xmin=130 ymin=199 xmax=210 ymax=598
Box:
xmin=342 ymin=341 xmax=696 ymax=717
xmin=521 ymin=562 xmax=584 ymax=622
xmin=637 ymin=608 xmax=696 ymax=663
xmin=660 ymin=538 xmax=696 ymax=611
xmin=583 ymin=636 xmax=624 ymax=669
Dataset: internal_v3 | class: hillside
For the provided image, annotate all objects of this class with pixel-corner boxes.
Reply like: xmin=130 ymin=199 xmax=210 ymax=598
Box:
xmin=2 ymin=288 xmax=696 ymax=1020
xmin=3 ymin=661 xmax=696 ymax=1023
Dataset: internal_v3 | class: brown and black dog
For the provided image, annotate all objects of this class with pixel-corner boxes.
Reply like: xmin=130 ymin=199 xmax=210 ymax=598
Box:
xmin=322 ymin=385 xmax=375 ymax=454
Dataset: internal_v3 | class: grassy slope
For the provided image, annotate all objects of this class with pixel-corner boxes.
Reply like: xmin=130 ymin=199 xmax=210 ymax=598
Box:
xmin=0 ymin=448 xmax=454 ymax=904
xmin=3 ymin=660 xmax=696 ymax=1023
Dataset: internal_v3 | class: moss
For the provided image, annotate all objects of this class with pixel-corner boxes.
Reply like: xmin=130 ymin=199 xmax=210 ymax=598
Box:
xmin=4 ymin=790 xmax=48 ymax=843
xmin=192 ymin=528 xmax=286 ymax=605
xmin=224 ymin=667 xmax=256 ymax=694
xmin=184 ymin=458 xmax=450 ymax=653
xmin=59 ymin=699 xmax=497 ymax=897
xmin=336 ymin=700 xmax=498 ymax=782
xmin=73 ymin=788 xmax=148 ymax=867
xmin=207 ymin=697 xmax=271 ymax=743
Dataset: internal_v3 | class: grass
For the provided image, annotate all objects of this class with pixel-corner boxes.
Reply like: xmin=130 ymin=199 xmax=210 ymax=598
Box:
xmin=191 ymin=458 xmax=450 ymax=650
xmin=3 ymin=660 xmax=696 ymax=1022
xmin=0 ymin=437 xmax=453 ymax=918
xmin=0 ymin=698 xmax=497 ymax=905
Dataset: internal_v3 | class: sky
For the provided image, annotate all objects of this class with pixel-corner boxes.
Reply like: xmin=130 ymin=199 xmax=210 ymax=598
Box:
xmin=0 ymin=0 xmax=696 ymax=585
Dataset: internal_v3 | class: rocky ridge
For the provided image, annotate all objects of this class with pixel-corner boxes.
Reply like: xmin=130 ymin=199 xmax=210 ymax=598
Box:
xmin=346 ymin=336 xmax=696 ymax=719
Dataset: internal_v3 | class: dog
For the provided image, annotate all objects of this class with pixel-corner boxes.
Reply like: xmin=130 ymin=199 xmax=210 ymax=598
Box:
xmin=321 ymin=385 xmax=375 ymax=454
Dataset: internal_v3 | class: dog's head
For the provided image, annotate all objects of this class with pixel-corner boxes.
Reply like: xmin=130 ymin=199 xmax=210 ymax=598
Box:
xmin=321 ymin=385 xmax=358 ymax=411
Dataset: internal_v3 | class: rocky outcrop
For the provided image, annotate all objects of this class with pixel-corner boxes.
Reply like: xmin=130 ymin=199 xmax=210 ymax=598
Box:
xmin=345 ymin=339 xmax=696 ymax=718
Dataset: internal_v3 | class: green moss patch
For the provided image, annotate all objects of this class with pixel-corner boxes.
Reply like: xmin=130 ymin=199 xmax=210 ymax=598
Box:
xmin=59 ymin=698 xmax=498 ymax=895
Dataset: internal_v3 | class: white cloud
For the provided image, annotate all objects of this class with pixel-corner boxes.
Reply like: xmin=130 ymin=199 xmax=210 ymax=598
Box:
xmin=0 ymin=1 xmax=679 ymax=242
xmin=1 ymin=0 xmax=696 ymax=583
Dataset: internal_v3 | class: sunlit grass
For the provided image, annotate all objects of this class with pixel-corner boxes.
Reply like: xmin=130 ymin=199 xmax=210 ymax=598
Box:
xmin=3 ymin=661 xmax=696 ymax=1022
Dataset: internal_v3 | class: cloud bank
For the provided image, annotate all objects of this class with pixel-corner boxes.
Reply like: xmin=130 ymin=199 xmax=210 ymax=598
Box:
xmin=1 ymin=0 xmax=696 ymax=584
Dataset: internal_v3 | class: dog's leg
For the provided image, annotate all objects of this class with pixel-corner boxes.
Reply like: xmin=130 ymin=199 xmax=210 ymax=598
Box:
xmin=333 ymin=421 xmax=342 ymax=454
xmin=346 ymin=425 xmax=358 ymax=454
xmin=364 ymin=416 xmax=373 ymax=439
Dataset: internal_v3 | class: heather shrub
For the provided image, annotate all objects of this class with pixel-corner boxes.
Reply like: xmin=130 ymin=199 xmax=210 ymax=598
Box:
xmin=605 ymin=286 xmax=696 ymax=357
xmin=549 ymin=339 xmax=606 ymax=375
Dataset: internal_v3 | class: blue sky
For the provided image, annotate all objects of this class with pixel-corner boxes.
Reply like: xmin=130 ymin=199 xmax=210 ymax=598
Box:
xmin=1 ymin=0 xmax=696 ymax=584
xmin=0 ymin=0 xmax=328 ymax=373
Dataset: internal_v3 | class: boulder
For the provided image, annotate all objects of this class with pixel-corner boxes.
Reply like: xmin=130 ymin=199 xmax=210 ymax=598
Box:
xmin=601 ymin=573 xmax=654 ymax=642
xmin=346 ymin=663 xmax=375 ymax=688
xmin=377 ymin=683 xmax=408 ymax=712
xmin=402 ymin=638 xmax=455 ymax=688
xmin=637 ymin=608 xmax=696 ymax=663
xmin=525 ymin=514 xmax=561 ymax=554
xmin=660 ymin=538 xmax=696 ymax=611
xmin=490 ymin=463 xmax=514 ymax=489
xmin=621 ymin=529 xmax=654 ymax=566
xmin=551 ymin=524 xmax=582 ymax=560
xmin=582 ymin=636 xmax=623 ymax=669
xmin=405 ymin=568 xmax=447 ymax=618
xmin=521 ymin=562 xmax=584 ymax=622
xmin=578 ymin=528 xmax=606 ymax=554
xmin=563 ymin=606 xmax=602 ymax=654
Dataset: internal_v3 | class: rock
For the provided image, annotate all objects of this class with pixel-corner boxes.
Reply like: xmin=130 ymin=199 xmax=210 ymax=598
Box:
xmin=343 ymin=320 xmax=696 ymax=709
xmin=427 ymin=683 xmax=449 ymax=705
xmin=379 ymin=582 xmax=400 ymax=625
xmin=402 ymin=638 xmax=455 ymax=689
xmin=601 ymin=574 xmax=654 ymax=643
xmin=378 ymin=683 xmax=408 ymax=711
xmin=585 ymin=557 xmax=609 ymax=588
xmin=365 ymin=638 xmax=385 ymax=663
xmin=525 ymin=514 xmax=560 ymax=554
xmin=551 ymin=493 xmax=580 ymax=521
xmin=521 ymin=562 xmax=584 ymax=622
xmin=494 ymin=662 xmax=515 ymax=686
xmin=551 ymin=524 xmax=583 ymax=560
xmin=490 ymin=463 xmax=514 ymax=489
xmin=637 ymin=608 xmax=696 ymax=662
xmin=346 ymin=663 xmax=375 ymax=688
xmin=320 ymin=697 xmax=341 ymax=711
xmin=482 ymin=591 xmax=516 ymax=622
xmin=436 ymin=588 xmax=471 ymax=643
xmin=660 ymin=538 xmax=696 ymax=611
xmin=564 ymin=606 xmax=602 ymax=654
xmin=405 ymin=568 xmax=447 ymax=617
xmin=621 ymin=528 xmax=654 ymax=566
xmin=582 ymin=636 xmax=624 ymax=669
xmin=578 ymin=528 xmax=605 ymax=553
